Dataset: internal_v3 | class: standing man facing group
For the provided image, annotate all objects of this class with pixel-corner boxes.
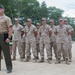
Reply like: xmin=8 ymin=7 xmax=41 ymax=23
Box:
xmin=0 ymin=4 xmax=12 ymax=73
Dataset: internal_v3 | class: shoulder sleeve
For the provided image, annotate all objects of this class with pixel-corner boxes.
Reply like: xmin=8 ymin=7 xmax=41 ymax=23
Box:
xmin=24 ymin=27 xmax=26 ymax=32
xmin=20 ymin=25 xmax=23 ymax=30
xmin=54 ymin=26 xmax=57 ymax=32
xmin=49 ymin=26 xmax=52 ymax=31
xmin=33 ymin=26 xmax=37 ymax=32
xmin=69 ymin=25 xmax=74 ymax=31
xmin=12 ymin=26 xmax=14 ymax=33
xmin=66 ymin=26 xmax=71 ymax=33
xmin=39 ymin=27 xmax=41 ymax=32
xmin=6 ymin=17 xmax=12 ymax=27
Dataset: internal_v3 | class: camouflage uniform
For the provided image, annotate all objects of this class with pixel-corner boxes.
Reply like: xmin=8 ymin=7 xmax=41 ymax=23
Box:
xmin=36 ymin=28 xmax=40 ymax=58
xmin=55 ymin=25 xmax=71 ymax=60
xmin=39 ymin=24 xmax=52 ymax=59
xmin=65 ymin=25 xmax=74 ymax=60
xmin=13 ymin=24 xmax=23 ymax=59
xmin=21 ymin=33 xmax=26 ymax=58
xmin=50 ymin=25 xmax=57 ymax=59
xmin=24 ymin=24 xmax=37 ymax=60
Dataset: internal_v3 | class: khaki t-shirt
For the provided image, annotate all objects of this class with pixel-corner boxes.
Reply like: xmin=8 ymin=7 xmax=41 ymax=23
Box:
xmin=0 ymin=15 xmax=12 ymax=33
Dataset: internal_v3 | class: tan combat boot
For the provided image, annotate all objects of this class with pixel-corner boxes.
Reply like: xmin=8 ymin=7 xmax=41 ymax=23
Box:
xmin=65 ymin=58 xmax=70 ymax=65
xmin=24 ymin=56 xmax=30 ymax=62
xmin=33 ymin=56 xmax=39 ymax=60
xmin=69 ymin=58 xmax=72 ymax=62
xmin=20 ymin=58 xmax=23 ymax=62
xmin=58 ymin=58 xmax=61 ymax=63
xmin=39 ymin=58 xmax=44 ymax=63
xmin=47 ymin=58 xmax=51 ymax=64
xmin=33 ymin=57 xmax=38 ymax=63
xmin=55 ymin=58 xmax=61 ymax=64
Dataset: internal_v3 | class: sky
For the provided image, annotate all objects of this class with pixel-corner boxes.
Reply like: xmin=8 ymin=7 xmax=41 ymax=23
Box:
xmin=38 ymin=0 xmax=75 ymax=17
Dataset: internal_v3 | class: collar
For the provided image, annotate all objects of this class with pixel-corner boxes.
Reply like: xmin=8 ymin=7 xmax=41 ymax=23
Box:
xmin=0 ymin=14 xmax=5 ymax=19
xmin=14 ymin=24 xmax=19 ymax=27
xmin=51 ymin=25 xmax=55 ymax=28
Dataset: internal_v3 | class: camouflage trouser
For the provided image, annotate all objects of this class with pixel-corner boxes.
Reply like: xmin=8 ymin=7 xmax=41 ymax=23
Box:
xmin=40 ymin=43 xmax=51 ymax=59
xmin=25 ymin=42 xmax=37 ymax=58
xmin=62 ymin=42 xmax=72 ymax=59
xmin=50 ymin=42 xmax=57 ymax=59
xmin=36 ymin=44 xmax=40 ymax=56
xmin=68 ymin=42 xmax=72 ymax=59
xmin=13 ymin=40 xmax=23 ymax=58
xmin=57 ymin=43 xmax=69 ymax=59
xmin=21 ymin=42 xmax=26 ymax=58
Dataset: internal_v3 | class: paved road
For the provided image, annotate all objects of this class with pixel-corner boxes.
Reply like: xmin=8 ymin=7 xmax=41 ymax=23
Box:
xmin=1 ymin=43 xmax=75 ymax=75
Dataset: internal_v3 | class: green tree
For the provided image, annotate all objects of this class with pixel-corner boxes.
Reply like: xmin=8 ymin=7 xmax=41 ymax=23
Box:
xmin=0 ymin=0 xmax=17 ymax=23
xmin=47 ymin=7 xmax=64 ymax=25
xmin=40 ymin=1 xmax=48 ymax=18
xmin=0 ymin=0 xmax=64 ymax=25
